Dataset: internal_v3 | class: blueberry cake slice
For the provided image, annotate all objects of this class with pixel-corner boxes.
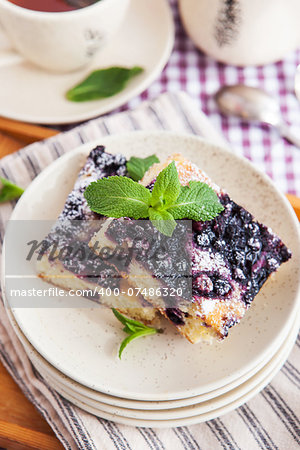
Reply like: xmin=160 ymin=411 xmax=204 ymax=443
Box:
xmin=90 ymin=154 xmax=291 ymax=343
xmin=36 ymin=146 xmax=159 ymax=324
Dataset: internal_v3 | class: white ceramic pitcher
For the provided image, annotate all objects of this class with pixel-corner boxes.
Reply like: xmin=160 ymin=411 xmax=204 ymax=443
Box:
xmin=179 ymin=0 xmax=300 ymax=66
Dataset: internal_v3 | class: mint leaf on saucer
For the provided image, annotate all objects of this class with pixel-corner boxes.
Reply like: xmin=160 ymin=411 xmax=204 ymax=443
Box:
xmin=150 ymin=161 xmax=181 ymax=209
xmin=149 ymin=208 xmax=177 ymax=237
xmin=126 ymin=154 xmax=159 ymax=181
xmin=66 ymin=66 xmax=144 ymax=102
xmin=168 ymin=181 xmax=224 ymax=221
xmin=84 ymin=176 xmax=151 ymax=219
xmin=0 ymin=177 xmax=24 ymax=203
xmin=112 ymin=309 xmax=160 ymax=359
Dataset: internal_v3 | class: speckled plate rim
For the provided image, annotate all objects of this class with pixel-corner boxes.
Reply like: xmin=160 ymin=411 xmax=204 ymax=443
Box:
xmin=33 ymin=311 xmax=300 ymax=426
xmin=4 ymin=130 xmax=300 ymax=401
xmin=30 ymin=310 xmax=300 ymax=420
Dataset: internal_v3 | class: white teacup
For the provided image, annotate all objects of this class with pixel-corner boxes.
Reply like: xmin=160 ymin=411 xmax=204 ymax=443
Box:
xmin=179 ymin=0 xmax=300 ymax=66
xmin=0 ymin=0 xmax=130 ymax=73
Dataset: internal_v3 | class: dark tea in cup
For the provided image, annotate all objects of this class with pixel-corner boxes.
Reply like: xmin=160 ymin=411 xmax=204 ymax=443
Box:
xmin=8 ymin=0 xmax=99 ymax=12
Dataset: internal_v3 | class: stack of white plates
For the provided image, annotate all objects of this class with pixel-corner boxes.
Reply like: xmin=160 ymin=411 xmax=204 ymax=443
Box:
xmin=3 ymin=132 xmax=300 ymax=427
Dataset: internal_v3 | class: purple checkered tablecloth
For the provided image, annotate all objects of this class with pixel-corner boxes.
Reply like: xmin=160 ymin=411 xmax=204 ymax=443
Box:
xmin=118 ymin=0 xmax=300 ymax=196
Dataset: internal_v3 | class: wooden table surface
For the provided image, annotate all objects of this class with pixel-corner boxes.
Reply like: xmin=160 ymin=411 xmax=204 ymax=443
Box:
xmin=0 ymin=125 xmax=299 ymax=450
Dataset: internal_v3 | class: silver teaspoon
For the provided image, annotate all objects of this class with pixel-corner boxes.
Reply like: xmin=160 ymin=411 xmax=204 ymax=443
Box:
xmin=215 ymin=85 xmax=300 ymax=149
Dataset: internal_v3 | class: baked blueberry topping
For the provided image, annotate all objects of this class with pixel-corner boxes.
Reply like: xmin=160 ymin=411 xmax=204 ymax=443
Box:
xmin=62 ymin=242 xmax=120 ymax=289
xmin=194 ymin=274 xmax=213 ymax=294
xmin=88 ymin=146 xmax=127 ymax=176
xmin=165 ymin=308 xmax=185 ymax=326
xmin=105 ymin=218 xmax=193 ymax=303
xmin=192 ymin=194 xmax=291 ymax=307
xmin=45 ymin=148 xmax=128 ymax=291
xmin=214 ymin=279 xmax=232 ymax=296
xmin=60 ymin=147 xmax=127 ymax=223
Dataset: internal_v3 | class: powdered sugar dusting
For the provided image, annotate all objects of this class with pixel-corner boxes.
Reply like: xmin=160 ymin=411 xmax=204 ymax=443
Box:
xmin=200 ymin=298 xmax=218 ymax=316
xmin=173 ymin=158 xmax=221 ymax=194
xmin=192 ymin=249 xmax=230 ymax=277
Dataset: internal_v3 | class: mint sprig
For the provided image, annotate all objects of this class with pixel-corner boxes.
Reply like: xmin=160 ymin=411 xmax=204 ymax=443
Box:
xmin=112 ymin=308 xmax=160 ymax=359
xmin=0 ymin=177 xmax=24 ymax=203
xmin=84 ymin=161 xmax=224 ymax=236
xmin=126 ymin=154 xmax=159 ymax=181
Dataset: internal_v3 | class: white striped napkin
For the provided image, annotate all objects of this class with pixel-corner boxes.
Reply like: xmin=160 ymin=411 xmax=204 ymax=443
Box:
xmin=0 ymin=92 xmax=299 ymax=450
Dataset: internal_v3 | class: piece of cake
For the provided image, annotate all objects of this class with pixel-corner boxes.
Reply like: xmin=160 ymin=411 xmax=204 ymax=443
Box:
xmin=89 ymin=154 xmax=291 ymax=343
xmin=36 ymin=146 xmax=159 ymax=324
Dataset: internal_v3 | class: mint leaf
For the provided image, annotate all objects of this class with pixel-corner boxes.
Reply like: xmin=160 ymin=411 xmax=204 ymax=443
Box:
xmin=126 ymin=155 xmax=159 ymax=181
xmin=150 ymin=161 xmax=181 ymax=209
xmin=66 ymin=66 xmax=144 ymax=102
xmin=149 ymin=208 xmax=177 ymax=237
xmin=0 ymin=177 xmax=24 ymax=203
xmin=84 ymin=176 xmax=151 ymax=219
xmin=168 ymin=181 xmax=224 ymax=221
xmin=112 ymin=309 xmax=160 ymax=359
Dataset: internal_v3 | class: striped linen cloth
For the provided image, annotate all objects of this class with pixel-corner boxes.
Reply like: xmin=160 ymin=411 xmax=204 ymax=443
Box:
xmin=0 ymin=91 xmax=299 ymax=450
xmin=117 ymin=0 xmax=300 ymax=197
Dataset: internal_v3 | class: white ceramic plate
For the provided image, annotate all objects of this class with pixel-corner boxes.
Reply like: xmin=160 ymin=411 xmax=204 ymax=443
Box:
xmin=0 ymin=0 xmax=174 ymax=124
xmin=32 ymin=312 xmax=300 ymax=426
xmin=28 ymin=311 xmax=300 ymax=420
xmin=4 ymin=294 xmax=298 ymax=422
xmin=5 ymin=131 xmax=300 ymax=401
xmin=3 ymin=299 xmax=290 ymax=412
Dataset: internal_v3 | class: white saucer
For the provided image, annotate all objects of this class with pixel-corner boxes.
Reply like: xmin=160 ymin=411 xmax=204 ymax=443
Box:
xmin=5 ymin=131 xmax=300 ymax=401
xmin=0 ymin=0 xmax=174 ymax=124
xmin=30 ymin=311 xmax=300 ymax=426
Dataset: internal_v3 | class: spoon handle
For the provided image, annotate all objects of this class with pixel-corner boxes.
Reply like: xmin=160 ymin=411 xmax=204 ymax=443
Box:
xmin=278 ymin=123 xmax=300 ymax=149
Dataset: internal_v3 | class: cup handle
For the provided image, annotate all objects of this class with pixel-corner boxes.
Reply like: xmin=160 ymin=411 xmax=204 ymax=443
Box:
xmin=0 ymin=21 xmax=24 ymax=67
